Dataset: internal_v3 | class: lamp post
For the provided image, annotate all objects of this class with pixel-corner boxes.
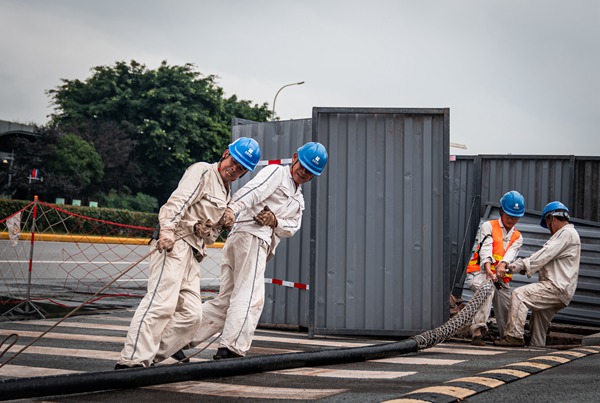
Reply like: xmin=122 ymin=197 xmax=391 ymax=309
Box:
xmin=272 ymin=81 xmax=305 ymax=120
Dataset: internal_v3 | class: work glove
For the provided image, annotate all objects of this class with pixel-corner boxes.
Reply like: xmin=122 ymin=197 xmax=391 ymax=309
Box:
xmin=254 ymin=206 xmax=278 ymax=228
xmin=157 ymin=227 xmax=175 ymax=253
xmin=194 ymin=219 xmax=214 ymax=241
xmin=218 ymin=208 xmax=235 ymax=230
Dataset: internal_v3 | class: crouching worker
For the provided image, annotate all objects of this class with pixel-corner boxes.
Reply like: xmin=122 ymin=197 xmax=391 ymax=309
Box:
xmin=181 ymin=142 xmax=328 ymax=360
xmin=495 ymin=201 xmax=581 ymax=347
xmin=115 ymin=137 xmax=260 ymax=369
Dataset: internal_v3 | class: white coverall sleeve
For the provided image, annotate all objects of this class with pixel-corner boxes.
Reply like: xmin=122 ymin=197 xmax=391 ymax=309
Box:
xmin=273 ymin=206 xmax=303 ymax=239
xmin=158 ymin=164 xmax=207 ymax=230
xmin=523 ymin=230 xmax=574 ymax=274
xmin=228 ymin=165 xmax=280 ymax=215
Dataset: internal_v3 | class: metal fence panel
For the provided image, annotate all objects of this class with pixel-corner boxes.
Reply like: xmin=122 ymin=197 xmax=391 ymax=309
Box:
xmin=310 ymin=108 xmax=450 ymax=336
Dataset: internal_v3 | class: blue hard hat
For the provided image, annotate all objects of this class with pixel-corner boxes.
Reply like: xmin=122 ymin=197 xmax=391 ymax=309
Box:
xmin=297 ymin=142 xmax=328 ymax=176
xmin=228 ymin=137 xmax=261 ymax=171
xmin=500 ymin=190 xmax=526 ymax=217
xmin=540 ymin=201 xmax=569 ymax=228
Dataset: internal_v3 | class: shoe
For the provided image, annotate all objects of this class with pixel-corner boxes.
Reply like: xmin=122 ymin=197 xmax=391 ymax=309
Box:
xmin=171 ymin=349 xmax=190 ymax=363
xmin=114 ymin=363 xmax=144 ymax=370
xmin=213 ymin=347 xmax=242 ymax=360
xmin=493 ymin=335 xmax=525 ymax=347
xmin=471 ymin=336 xmax=485 ymax=346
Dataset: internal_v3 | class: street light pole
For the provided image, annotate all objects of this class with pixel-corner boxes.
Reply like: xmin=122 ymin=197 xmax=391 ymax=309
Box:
xmin=272 ymin=81 xmax=305 ymax=120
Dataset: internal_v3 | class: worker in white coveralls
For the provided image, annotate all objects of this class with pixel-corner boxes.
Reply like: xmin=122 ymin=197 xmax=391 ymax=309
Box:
xmin=115 ymin=137 xmax=261 ymax=369
xmin=495 ymin=201 xmax=581 ymax=347
xmin=178 ymin=142 xmax=328 ymax=360
xmin=464 ymin=191 xmax=525 ymax=346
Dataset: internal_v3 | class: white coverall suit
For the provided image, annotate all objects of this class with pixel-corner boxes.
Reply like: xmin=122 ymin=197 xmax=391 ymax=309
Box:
xmin=118 ymin=162 xmax=230 ymax=367
xmin=467 ymin=218 xmax=523 ymax=338
xmin=189 ymin=164 xmax=304 ymax=356
xmin=505 ymin=223 xmax=580 ymax=346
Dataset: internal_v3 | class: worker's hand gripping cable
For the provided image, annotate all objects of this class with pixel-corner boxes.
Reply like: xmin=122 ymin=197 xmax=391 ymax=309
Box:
xmin=0 ymin=231 xmax=194 ymax=369
xmin=254 ymin=205 xmax=277 ymax=228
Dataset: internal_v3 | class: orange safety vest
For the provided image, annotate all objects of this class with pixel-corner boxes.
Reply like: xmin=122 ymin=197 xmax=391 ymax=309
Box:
xmin=466 ymin=220 xmax=521 ymax=283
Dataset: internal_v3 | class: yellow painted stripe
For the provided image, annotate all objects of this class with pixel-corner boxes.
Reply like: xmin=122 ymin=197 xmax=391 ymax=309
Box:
xmin=0 ymin=329 xmax=125 ymax=343
xmin=577 ymin=347 xmax=600 ymax=353
xmin=530 ymin=355 xmax=570 ymax=364
xmin=374 ymin=357 xmax=466 ymax=365
xmin=1 ymin=233 xmax=224 ymax=247
xmin=404 ymin=385 xmax=476 ymax=400
xmin=0 ymin=364 xmax=81 ymax=378
xmin=480 ymin=368 xmax=530 ymax=378
xmin=275 ymin=368 xmax=416 ymax=379
xmin=505 ymin=361 xmax=551 ymax=370
xmin=446 ymin=376 xmax=505 ymax=388
xmin=147 ymin=381 xmax=346 ymax=400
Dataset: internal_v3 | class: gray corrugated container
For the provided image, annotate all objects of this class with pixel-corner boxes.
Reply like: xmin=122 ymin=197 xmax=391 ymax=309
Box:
xmin=309 ymin=108 xmax=450 ymax=336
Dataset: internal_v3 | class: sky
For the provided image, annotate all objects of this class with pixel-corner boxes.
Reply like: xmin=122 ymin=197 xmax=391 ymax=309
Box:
xmin=1 ymin=0 xmax=598 ymax=156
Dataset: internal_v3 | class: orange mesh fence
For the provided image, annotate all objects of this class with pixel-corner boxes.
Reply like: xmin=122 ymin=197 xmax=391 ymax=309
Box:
xmin=0 ymin=199 xmax=222 ymax=314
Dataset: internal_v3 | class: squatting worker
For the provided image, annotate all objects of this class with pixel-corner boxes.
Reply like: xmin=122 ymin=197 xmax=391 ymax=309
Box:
xmin=495 ymin=201 xmax=581 ymax=347
xmin=115 ymin=137 xmax=261 ymax=369
xmin=181 ymin=142 xmax=328 ymax=360
xmin=464 ymin=191 xmax=525 ymax=346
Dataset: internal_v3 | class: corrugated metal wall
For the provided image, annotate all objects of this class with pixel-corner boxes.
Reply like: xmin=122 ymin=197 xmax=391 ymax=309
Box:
xmin=464 ymin=205 xmax=600 ymax=326
xmin=574 ymin=157 xmax=600 ymax=222
xmin=230 ymin=116 xmax=599 ymax=333
xmin=231 ymin=118 xmax=313 ymax=327
xmin=310 ymin=108 xmax=450 ymax=336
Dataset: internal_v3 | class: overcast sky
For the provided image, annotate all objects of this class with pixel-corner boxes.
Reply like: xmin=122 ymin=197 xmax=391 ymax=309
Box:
xmin=1 ymin=0 xmax=598 ymax=156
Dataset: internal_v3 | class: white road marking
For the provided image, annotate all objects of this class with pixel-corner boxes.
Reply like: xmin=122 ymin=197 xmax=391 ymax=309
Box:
xmin=147 ymin=381 xmax=346 ymax=400
xmin=374 ymin=356 xmax=466 ymax=365
xmin=0 ymin=364 xmax=81 ymax=377
xmin=7 ymin=343 xmax=208 ymax=363
xmin=275 ymin=368 xmax=417 ymax=379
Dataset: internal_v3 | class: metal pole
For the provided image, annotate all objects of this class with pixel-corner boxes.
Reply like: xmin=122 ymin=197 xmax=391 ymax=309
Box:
xmin=272 ymin=81 xmax=305 ymax=120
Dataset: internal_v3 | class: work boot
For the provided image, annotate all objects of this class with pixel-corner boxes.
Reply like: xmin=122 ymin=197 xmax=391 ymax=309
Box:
xmin=471 ymin=336 xmax=485 ymax=346
xmin=493 ymin=335 xmax=525 ymax=347
xmin=213 ymin=347 xmax=242 ymax=360
xmin=171 ymin=349 xmax=190 ymax=363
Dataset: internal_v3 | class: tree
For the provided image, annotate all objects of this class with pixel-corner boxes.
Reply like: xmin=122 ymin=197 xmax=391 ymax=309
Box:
xmin=47 ymin=60 xmax=271 ymax=204
xmin=46 ymin=133 xmax=104 ymax=196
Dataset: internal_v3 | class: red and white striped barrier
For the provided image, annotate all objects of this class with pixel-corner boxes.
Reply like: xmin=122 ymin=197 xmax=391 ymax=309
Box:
xmin=265 ymin=277 xmax=309 ymax=290
xmin=256 ymin=158 xmax=293 ymax=166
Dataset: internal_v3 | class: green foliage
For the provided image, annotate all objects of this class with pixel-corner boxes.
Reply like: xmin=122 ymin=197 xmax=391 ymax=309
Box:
xmin=101 ymin=188 xmax=158 ymax=213
xmin=48 ymin=133 xmax=104 ymax=189
xmin=47 ymin=60 xmax=272 ymax=204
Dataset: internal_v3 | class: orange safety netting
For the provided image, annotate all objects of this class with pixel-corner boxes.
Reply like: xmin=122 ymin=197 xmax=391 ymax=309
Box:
xmin=0 ymin=199 xmax=222 ymax=316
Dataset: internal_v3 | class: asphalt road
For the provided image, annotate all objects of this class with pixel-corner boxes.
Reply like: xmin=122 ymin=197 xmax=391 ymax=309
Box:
xmin=1 ymin=309 xmax=599 ymax=402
